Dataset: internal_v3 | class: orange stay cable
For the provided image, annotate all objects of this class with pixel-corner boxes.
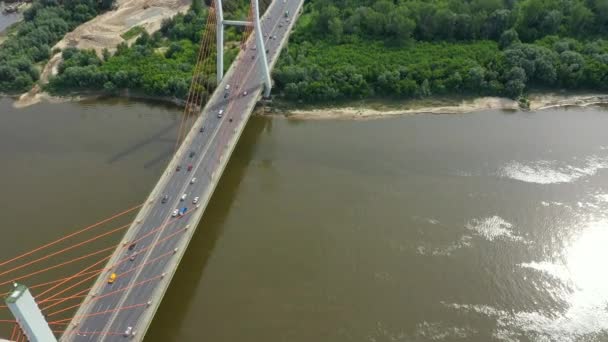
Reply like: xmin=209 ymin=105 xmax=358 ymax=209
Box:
xmin=0 ymin=245 xmax=116 ymax=287
xmin=0 ymin=222 xmax=130 ymax=280
xmin=36 ymin=210 xmax=189 ymax=303
xmin=2 ymin=268 xmax=102 ymax=297
xmin=0 ymin=203 xmax=141 ymax=269
xmin=174 ymin=5 xmax=215 ymax=152
xmin=38 ymin=270 xmax=100 ymax=306
xmin=185 ymin=1 xmax=218 ymax=133
xmin=39 ymin=215 xmax=192 ymax=306
xmin=0 ymin=268 xmax=101 ymax=298
xmin=34 ymin=259 xmax=108 ymax=301
xmin=47 ymin=274 xmax=164 ymax=318
xmin=188 ymin=7 xmax=216 ymax=116
xmin=41 ymin=248 xmax=171 ymax=313
xmin=10 ymin=323 xmax=18 ymax=340
xmin=177 ymin=7 xmax=216 ymax=147
xmin=42 ymin=224 xmax=189 ymax=320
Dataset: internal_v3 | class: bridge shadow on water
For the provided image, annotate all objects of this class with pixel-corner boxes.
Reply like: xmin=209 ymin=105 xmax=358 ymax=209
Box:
xmin=145 ymin=116 xmax=270 ymax=341
xmin=106 ymin=121 xmax=178 ymax=166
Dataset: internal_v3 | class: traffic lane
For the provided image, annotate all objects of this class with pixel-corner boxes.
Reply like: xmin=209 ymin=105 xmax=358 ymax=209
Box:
xmin=103 ymin=151 xmax=219 ymax=335
xmin=75 ymin=89 xmax=226 ymax=339
xmin=100 ymin=87 xmax=237 ymax=337
xmin=103 ymin=76 xmax=257 ymax=336
xmin=106 ymin=162 xmax=219 ymax=336
xmin=75 ymin=1 xmax=296 ymax=337
xmin=76 ymin=156 xmax=200 ymax=339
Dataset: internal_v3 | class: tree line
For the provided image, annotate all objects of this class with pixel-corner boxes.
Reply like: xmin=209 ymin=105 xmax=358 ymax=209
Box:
xmin=273 ymin=0 xmax=608 ymax=101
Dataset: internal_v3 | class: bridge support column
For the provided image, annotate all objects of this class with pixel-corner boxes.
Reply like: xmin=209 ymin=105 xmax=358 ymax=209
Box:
xmin=5 ymin=283 xmax=57 ymax=342
xmin=215 ymin=0 xmax=224 ymax=83
xmin=252 ymin=0 xmax=272 ymax=97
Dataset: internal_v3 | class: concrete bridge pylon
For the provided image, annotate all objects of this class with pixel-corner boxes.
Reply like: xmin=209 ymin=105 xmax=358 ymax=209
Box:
xmin=215 ymin=0 xmax=272 ymax=97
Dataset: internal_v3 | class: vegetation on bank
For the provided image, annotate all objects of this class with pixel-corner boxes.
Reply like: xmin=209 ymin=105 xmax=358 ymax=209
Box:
xmin=273 ymin=0 xmax=608 ymax=101
xmin=46 ymin=0 xmax=250 ymax=99
xmin=0 ymin=0 xmax=114 ymax=93
xmin=120 ymin=25 xmax=146 ymax=40
xmin=13 ymin=0 xmax=608 ymax=103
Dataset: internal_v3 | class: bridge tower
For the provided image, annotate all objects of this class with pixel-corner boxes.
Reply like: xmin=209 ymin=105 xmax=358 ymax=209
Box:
xmin=215 ymin=0 xmax=272 ymax=97
xmin=5 ymin=283 xmax=57 ymax=342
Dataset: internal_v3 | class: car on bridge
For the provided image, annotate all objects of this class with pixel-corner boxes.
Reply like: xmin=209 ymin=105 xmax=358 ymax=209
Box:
xmin=172 ymin=209 xmax=179 ymax=217
xmin=108 ymin=273 xmax=116 ymax=284
xmin=179 ymin=207 xmax=188 ymax=216
xmin=161 ymin=195 xmax=168 ymax=203
xmin=218 ymin=109 xmax=224 ymax=118
xmin=124 ymin=326 xmax=136 ymax=337
xmin=189 ymin=151 xmax=195 ymax=158
xmin=190 ymin=177 xmax=196 ymax=184
xmin=176 ymin=165 xmax=181 ymax=171
xmin=187 ymin=164 xmax=193 ymax=171
xmin=193 ymin=197 xmax=199 ymax=204
xmin=180 ymin=194 xmax=187 ymax=201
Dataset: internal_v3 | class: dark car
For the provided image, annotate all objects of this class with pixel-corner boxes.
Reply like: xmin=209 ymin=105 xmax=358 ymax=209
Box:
xmin=128 ymin=242 xmax=136 ymax=251
xmin=199 ymin=126 xmax=204 ymax=133
xmin=176 ymin=165 xmax=181 ymax=171
xmin=187 ymin=164 xmax=193 ymax=171
xmin=161 ymin=195 xmax=168 ymax=204
xmin=189 ymin=151 xmax=195 ymax=158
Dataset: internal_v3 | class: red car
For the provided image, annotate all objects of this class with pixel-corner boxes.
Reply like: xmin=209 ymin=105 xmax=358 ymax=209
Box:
xmin=187 ymin=165 xmax=193 ymax=171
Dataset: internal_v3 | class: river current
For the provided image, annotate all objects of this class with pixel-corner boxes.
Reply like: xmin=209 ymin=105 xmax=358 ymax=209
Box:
xmin=0 ymin=97 xmax=607 ymax=341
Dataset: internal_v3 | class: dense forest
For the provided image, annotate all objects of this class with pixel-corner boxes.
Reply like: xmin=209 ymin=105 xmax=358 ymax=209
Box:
xmin=6 ymin=0 xmax=608 ymax=101
xmin=273 ymin=0 xmax=608 ymax=101
xmin=274 ymin=0 xmax=608 ymax=101
xmin=46 ymin=0 xmax=250 ymax=99
xmin=0 ymin=0 xmax=114 ymax=93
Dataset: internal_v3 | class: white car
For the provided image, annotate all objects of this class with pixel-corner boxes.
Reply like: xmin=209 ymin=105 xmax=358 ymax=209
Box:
xmin=225 ymin=84 xmax=230 ymax=90
xmin=180 ymin=194 xmax=187 ymax=201
xmin=172 ymin=209 xmax=179 ymax=217
xmin=124 ymin=326 xmax=133 ymax=337
xmin=218 ymin=109 xmax=224 ymax=118
xmin=243 ymin=91 xmax=248 ymax=96
xmin=190 ymin=177 xmax=196 ymax=184
xmin=193 ymin=197 xmax=199 ymax=204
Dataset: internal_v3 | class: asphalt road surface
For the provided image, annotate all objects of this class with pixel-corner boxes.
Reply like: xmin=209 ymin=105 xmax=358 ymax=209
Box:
xmin=62 ymin=0 xmax=303 ymax=340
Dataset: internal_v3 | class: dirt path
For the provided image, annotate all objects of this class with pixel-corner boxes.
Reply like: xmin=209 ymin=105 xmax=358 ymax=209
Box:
xmin=15 ymin=0 xmax=190 ymax=107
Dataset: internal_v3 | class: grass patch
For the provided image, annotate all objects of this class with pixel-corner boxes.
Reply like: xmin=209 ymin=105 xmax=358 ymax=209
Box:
xmin=121 ymin=26 xmax=146 ymax=40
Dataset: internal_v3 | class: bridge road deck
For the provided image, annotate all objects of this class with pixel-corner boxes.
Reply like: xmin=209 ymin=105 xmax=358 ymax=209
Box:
xmin=62 ymin=0 xmax=304 ymax=340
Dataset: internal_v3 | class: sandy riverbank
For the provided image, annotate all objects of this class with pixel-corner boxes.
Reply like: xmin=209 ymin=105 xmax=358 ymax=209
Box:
xmin=257 ymin=93 xmax=608 ymax=120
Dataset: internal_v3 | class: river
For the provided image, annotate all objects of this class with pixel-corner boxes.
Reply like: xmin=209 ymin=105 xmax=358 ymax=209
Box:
xmin=0 ymin=97 xmax=607 ymax=341
xmin=0 ymin=2 xmax=22 ymax=33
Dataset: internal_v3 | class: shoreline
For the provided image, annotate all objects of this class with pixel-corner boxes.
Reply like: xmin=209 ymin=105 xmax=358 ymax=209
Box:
xmin=10 ymin=90 xmax=185 ymax=109
xmin=6 ymin=91 xmax=608 ymax=118
xmin=255 ymin=93 xmax=608 ymax=120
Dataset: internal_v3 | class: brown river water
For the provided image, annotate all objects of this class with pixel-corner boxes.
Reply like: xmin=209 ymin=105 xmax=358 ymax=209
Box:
xmin=0 ymin=97 xmax=607 ymax=341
